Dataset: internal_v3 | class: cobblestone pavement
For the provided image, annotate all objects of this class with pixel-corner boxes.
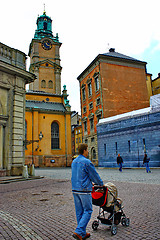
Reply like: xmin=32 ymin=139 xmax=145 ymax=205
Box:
xmin=0 ymin=168 xmax=160 ymax=240
xmin=35 ymin=168 xmax=160 ymax=184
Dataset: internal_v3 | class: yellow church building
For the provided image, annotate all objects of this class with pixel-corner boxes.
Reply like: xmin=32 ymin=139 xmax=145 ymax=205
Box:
xmin=25 ymin=10 xmax=72 ymax=167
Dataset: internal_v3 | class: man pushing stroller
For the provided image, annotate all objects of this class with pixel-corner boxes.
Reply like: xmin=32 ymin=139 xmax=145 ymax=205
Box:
xmin=71 ymin=143 xmax=103 ymax=240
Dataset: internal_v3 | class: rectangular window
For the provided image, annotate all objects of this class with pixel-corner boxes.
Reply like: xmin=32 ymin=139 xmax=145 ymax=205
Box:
xmin=82 ymin=88 xmax=86 ymax=101
xmin=51 ymin=122 xmax=59 ymax=149
xmin=83 ymin=106 xmax=86 ymax=113
xmin=128 ymin=140 xmax=131 ymax=152
xmin=95 ymin=76 xmax=99 ymax=91
xmin=96 ymin=97 xmax=101 ymax=106
xmin=97 ymin=114 xmax=101 ymax=123
xmin=115 ymin=142 xmax=118 ymax=155
xmin=84 ymin=121 xmax=87 ymax=132
xmin=89 ymin=102 xmax=93 ymax=110
xmin=91 ymin=137 xmax=95 ymax=142
xmin=143 ymin=138 xmax=146 ymax=153
xmin=104 ymin=144 xmax=106 ymax=156
xmin=88 ymin=82 xmax=92 ymax=97
xmin=90 ymin=118 xmax=94 ymax=130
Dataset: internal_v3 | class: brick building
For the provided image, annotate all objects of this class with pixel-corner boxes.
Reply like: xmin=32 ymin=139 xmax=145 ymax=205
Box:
xmin=97 ymin=94 xmax=160 ymax=168
xmin=77 ymin=48 xmax=149 ymax=165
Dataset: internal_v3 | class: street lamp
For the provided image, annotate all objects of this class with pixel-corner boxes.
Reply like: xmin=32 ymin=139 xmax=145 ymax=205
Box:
xmin=39 ymin=131 xmax=43 ymax=140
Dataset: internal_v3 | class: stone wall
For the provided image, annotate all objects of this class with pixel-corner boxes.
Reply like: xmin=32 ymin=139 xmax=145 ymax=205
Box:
xmin=97 ymin=106 xmax=160 ymax=167
xmin=25 ymin=154 xmax=72 ymax=167
xmin=0 ymin=42 xmax=35 ymax=176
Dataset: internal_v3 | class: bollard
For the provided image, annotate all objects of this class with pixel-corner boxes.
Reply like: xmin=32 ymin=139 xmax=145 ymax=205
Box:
xmin=30 ymin=164 xmax=35 ymax=176
xmin=22 ymin=165 xmax=29 ymax=178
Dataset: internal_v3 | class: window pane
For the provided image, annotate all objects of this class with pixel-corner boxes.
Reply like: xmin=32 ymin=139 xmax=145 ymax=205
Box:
xmin=51 ymin=122 xmax=59 ymax=149
xmin=82 ymin=88 xmax=86 ymax=100
xmin=95 ymin=77 xmax=99 ymax=91
xmin=41 ymin=80 xmax=46 ymax=88
xmin=48 ymin=80 xmax=53 ymax=89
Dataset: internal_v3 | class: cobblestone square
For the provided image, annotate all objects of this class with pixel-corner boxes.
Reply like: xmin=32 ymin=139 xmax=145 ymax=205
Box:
xmin=0 ymin=168 xmax=160 ymax=239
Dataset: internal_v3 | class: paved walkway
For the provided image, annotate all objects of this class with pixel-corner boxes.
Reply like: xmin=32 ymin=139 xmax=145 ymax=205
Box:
xmin=35 ymin=167 xmax=160 ymax=184
xmin=0 ymin=168 xmax=160 ymax=239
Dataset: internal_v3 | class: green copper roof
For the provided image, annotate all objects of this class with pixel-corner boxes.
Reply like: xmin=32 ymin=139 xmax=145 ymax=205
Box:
xmin=26 ymin=100 xmax=67 ymax=112
xmin=34 ymin=11 xmax=59 ymax=42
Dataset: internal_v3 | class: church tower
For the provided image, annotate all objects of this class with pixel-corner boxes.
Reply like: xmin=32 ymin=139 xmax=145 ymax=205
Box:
xmin=28 ymin=9 xmax=62 ymax=94
xmin=25 ymin=9 xmax=72 ymax=168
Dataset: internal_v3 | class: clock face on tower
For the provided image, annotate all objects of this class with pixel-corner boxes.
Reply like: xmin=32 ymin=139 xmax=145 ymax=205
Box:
xmin=41 ymin=40 xmax=52 ymax=50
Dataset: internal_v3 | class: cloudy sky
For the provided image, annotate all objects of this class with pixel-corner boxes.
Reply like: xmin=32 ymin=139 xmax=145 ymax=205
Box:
xmin=1 ymin=0 xmax=160 ymax=113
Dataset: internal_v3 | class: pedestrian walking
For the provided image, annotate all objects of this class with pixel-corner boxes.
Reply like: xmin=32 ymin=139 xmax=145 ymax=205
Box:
xmin=143 ymin=153 xmax=151 ymax=173
xmin=117 ymin=154 xmax=123 ymax=172
xmin=71 ymin=143 xmax=103 ymax=240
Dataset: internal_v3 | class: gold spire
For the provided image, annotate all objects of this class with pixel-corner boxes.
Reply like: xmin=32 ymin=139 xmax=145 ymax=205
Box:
xmin=43 ymin=3 xmax=46 ymax=15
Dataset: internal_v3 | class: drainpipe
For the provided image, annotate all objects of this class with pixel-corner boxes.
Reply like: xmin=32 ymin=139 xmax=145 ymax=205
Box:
xmin=98 ymin=60 xmax=104 ymax=118
xmin=32 ymin=108 xmax=34 ymax=165
xmin=65 ymin=112 xmax=68 ymax=167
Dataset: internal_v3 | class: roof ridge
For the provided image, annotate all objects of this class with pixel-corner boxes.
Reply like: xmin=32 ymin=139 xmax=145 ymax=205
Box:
xmin=26 ymin=100 xmax=63 ymax=104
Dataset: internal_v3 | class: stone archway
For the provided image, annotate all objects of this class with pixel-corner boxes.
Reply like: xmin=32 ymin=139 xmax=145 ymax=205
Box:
xmin=91 ymin=147 xmax=96 ymax=162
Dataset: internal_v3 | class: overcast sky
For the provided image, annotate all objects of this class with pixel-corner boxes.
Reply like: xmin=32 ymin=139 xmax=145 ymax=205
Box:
xmin=1 ymin=0 xmax=160 ymax=113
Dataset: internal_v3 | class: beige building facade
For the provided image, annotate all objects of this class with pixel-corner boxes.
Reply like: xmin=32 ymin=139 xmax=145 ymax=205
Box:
xmin=0 ymin=42 xmax=35 ymax=176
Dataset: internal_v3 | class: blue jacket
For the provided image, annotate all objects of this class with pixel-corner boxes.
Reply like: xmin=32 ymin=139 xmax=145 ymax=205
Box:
xmin=71 ymin=155 xmax=103 ymax=192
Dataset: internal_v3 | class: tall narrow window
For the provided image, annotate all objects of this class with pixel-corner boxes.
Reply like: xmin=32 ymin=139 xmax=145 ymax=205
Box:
xmin=48 ymin=80 xmax=53 ymax=89
xmin=95 ymin=76 xmax=99 ymax=91
xmin=97 ymin=114 xmax=101 ymax=123
xmin=90 ymin=118 xmax=94 ymax=131
xmin=43 ymin=22 xmax=47 ymax=30
xmin=104 ymin=144 xmax=106 ymax=156
xmin=128 ymin=140 xmax=131 ymax=152
xmin=115 ymin=142 xmax=118 ymax=155
xmin=82 ymin=87 xmax=86 ymax=101
xmin=88 ymin=82 xmax=92 ymax=97
xmin=143 ymin=138 xmax=146 ymax=153
xmin=84 ymin=121 xmax=87 ymax=132
xmin=41 ymin=80 xmax=46 ymax=88
xmin=92 ymin=148 xmax=96 ymax=159
xmin=51 ymin=122 xmax=59 ymax=149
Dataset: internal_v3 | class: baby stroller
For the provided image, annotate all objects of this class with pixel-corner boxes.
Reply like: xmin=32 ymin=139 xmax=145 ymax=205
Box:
xmin=91 ymin=182 xmax=130 ymax=235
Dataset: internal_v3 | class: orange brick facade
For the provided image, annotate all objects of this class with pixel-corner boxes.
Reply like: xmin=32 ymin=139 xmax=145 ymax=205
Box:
xmin=101 ymin=62 xmax=149 ymax=117
xmin=78 ymin=49 xmax=150 ymax=165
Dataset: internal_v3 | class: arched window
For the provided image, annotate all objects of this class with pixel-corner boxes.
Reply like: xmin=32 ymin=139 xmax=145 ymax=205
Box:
xmin=41 ymin=80 xmax=46 ymax=88
xmin=48 ymin=80 xmax=53 ymax=89
xmin=51 ymin=122 xmax=59 ymax=149
xmin=91 ymin=147 xmax=96 ymax=160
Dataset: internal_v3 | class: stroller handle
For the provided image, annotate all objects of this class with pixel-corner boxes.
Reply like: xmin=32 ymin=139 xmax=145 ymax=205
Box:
xmin=93 ymin=185 xmax=106 ymax=191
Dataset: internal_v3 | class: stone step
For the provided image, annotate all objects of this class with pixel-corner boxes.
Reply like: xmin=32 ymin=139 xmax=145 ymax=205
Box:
xmin=0 ymin=169 xmax=6 ymax=177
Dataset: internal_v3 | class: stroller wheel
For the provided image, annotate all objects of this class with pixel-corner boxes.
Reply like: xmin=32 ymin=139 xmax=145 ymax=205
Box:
xmin=92 ymin=220 xmax=99 ymax=230
xmin=125 ymin=218 xmax=130 ymax=226
xmin=111 ymin=225 xmax=117 ymax=235
xmin=121 ymin=217 xmax=130 ymax=226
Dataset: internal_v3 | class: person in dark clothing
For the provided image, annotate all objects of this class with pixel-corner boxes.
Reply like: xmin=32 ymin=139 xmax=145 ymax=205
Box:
xmin=143 ymin=153 xmax=151 ymax=173
xmin=117 ymin=154 xmax=123 ymax=172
